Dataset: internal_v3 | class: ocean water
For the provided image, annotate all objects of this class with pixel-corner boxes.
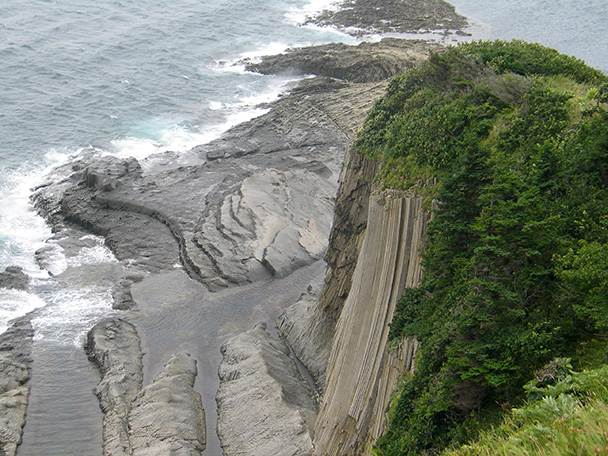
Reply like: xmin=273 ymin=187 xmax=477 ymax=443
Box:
xmin=0 ymin=0 xmax=606 ymax=454
xmin=450 ymin=0 xmax=608 ymax=74
xmin=0 ymin=0 xmax=355 ymax=332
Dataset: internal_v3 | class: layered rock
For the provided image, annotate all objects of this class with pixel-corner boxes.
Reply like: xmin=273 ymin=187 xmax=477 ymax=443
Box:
xmin=217 ymin=324 xmax=316 ymax=456
xmin=129 ymin=353 xmax=206 ymax=456
xmin=0 ymin=316 xmax=33 ymax=456
xmin=85 ymin=319 xmax=206 ymax=455
xmin=313 ymin=192 xmax=429 ymax=455
xmin=246 ymin=39 xmax=439 ymax=83
xmin=85 ymin=318 xmax=144 ymax=456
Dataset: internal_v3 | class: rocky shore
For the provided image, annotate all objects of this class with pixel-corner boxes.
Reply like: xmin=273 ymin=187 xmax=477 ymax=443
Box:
xmin=0 ymin=315 xmax=33 ymax=456
xmin=11 ymin=0 xmax=469 ymax=454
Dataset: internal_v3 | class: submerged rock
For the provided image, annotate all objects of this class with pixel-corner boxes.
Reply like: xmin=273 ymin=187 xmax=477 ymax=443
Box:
xmin=0 ymin=267 xmax=29 ymax=291
xmin=217 ymin=323 xmax=316 ymax=456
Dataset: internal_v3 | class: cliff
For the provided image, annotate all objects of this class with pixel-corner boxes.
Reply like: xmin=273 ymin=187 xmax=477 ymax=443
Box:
xmin=313 ymin=191 xmax=428 ymax=455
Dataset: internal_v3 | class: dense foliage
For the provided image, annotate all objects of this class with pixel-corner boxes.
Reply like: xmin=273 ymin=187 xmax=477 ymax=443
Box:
xmin=356 ymin=40 xmax=608 ymax=455
xmin=446 ymin=361 xmax=608 ymax=455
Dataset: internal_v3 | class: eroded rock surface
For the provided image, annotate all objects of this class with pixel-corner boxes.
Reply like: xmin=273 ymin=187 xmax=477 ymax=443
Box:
xmin=217 ymin=324 xmax=316 ymax=456
xmin=0 ymin=317 xmax=33 ymax=456
xmin=246 ymin=39 xmax=439 ymax=83
xmin=85 ymin=318 xmax=144 ymax=456
xmin=86 ymin=319 xmax=206 ymax=455
xmin=129 ymin=353 xmax=206 ymax=456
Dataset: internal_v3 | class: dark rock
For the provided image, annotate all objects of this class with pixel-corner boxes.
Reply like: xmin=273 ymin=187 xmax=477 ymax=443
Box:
xmin=111 ymin=278 xmax=142 ymax=310
xmin=0 ymin=267 xmax=29 ymax=291
xmin=306 ymin=0 xmax=468 ymax=37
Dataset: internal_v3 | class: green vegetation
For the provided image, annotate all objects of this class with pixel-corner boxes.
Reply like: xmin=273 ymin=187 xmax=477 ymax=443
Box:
xmin=357 ymin=40 xmax=608 ymax=455
xmin=445 ymin=361 xmax=608 ymax=456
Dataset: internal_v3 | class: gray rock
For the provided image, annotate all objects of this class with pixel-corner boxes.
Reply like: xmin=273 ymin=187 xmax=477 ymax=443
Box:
xmin=86 ymin=320 xmax=206 ymax=456
xmin=111 ymin=277 xmax=143 ymax=310
xmin=129 ymin=353 xmax=206 ymax=456
xmin=217 ymin=324 xmax=316 ymax=456
xmin=31 ymin=38 xmax=431 ymax=291
xmin=0 ymin=267 xmax=29 ymax=291
xmin=0 ymin=316 xmax=34 ymax=456
xmin=85 ymin=318 xmax=144 ymax=456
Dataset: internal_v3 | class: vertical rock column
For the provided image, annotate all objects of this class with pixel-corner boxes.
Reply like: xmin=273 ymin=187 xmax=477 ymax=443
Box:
xmin=313 ymin=191 xmax=429 ymax=456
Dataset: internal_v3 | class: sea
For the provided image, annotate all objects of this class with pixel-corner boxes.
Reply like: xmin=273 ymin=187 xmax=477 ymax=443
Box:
xmin=0 ymin=0 xmax=606 ymax=454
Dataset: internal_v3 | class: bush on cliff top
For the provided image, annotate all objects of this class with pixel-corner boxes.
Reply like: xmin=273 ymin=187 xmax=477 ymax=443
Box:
xmin=356 ymin=40 xmax=608 ymax=455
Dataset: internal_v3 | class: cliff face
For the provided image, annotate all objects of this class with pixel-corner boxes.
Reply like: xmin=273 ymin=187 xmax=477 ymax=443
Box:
xmin=278 ymin=144 xmax=379 ymax=389
xmin=312 ymin=188 xmax=429 ymax=455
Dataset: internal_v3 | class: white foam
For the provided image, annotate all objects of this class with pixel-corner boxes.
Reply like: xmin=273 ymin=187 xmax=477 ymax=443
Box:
xmin=31 ymin=284 xmax=114 ymax=347
xmin=286 ymin=0 xmax=341 ymax=26
xmin=0 ymin=289 xmax=46 ymax=334
xmin=239 ymin=41 xmax=290 ymax=64
xmin=0 ymin=151 xmax=74 ymax=279
xmin=66 ymin=244 xmax=118 ymax=267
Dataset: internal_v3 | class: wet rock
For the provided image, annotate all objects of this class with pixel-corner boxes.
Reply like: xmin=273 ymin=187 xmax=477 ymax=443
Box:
xmin=217 ymin=323 xmax=316 ymax=456
xmin=0 ymin=316 xmax=34 ymax=456
xmin=0 ymin=267 xmax=29 ymax=291
xmin=306 ymin=0 xmax=468 ymax=37
xmin=111 ymin=276 xmax=143 ymax=310
xmin=86 ymin=320 xmax=206 ymax=456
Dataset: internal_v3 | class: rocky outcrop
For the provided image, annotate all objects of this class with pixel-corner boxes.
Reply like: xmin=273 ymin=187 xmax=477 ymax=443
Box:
xmin=307 ymin=0 xmax=467 ymax=37
xmin=0 ymin=316 xmax=33 ymax=456
xmin=313 ymin=192 xmax=429 ymax=455
xmin=0 ymin=267 xmax=29 ymax=291
xmin=85 ymin=319 xmax=205 ymax=455
xmin=217 ymin=324 xmax=316 ymax=456
xmin=31 ymin=76 xmax=379 ymax=290
xmin=129 ymin=353 xmax=206 ymax=456
xmin=85 ymin=318 xmax=144 ymax=456
xmin=277 ymin=145 xmax=379 ymax=389
xmin=246 ymin=39 xmax=439 ymax=83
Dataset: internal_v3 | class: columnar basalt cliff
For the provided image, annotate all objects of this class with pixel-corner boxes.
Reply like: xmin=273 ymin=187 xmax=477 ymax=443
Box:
xmin=312 ymin=191 xmax=429 ymax=455
xmin=277 ymin=144 xmax=379 ymax=389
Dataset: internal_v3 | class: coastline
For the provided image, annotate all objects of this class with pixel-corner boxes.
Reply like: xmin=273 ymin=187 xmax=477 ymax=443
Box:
xmin=5 ymin=0 xmax=606 ymax=454
xmin=1 ymin=0 xmax=470 ymax=453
